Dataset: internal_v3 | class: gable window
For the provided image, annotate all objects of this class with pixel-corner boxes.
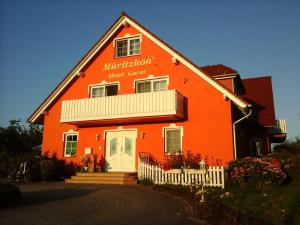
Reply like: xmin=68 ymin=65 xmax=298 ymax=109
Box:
xmin=136 ymin=78 xmax=167 ymax=93
xmin=90 ymin=84 xmax=118 ymax=98
xmin=164 ymin=127 xmax=182 ymax=155
xmin=116 ymin=37 xmax=140 ymax=58
xmin=64 ymin=133 xmax=78 ymax=157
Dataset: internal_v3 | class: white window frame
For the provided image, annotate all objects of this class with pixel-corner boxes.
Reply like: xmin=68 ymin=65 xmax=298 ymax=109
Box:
xmin=134 ymin=76 xmax=169 ymax=93
xmin=162 ymin=124 xmax=183 ymax=155
xmin=88 ymin=82 xmax=120 ymax=98
xmin=63 ymin=131 xmax=79 ymax=157
xmin=114 ymin=35 xmax=142 ymax=58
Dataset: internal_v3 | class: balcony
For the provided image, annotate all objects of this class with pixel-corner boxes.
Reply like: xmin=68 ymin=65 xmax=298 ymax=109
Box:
xmin=269 ymin=119 xmax=287 ymax=143
xmin=273 ymin=119 xmax=287 ymax=134
xmin=60 ymin=90 xmax=184 ymax=125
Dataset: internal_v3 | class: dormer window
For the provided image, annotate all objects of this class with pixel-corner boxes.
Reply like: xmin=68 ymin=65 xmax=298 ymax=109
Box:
xmin=115 ymin=36 xmax=141 ymax=58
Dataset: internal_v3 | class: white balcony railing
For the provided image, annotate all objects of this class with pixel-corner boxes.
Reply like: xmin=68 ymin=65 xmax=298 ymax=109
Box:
xmin=60 ymin=90 xmax=184 ymax=123
xmin=273 ymin=119 xmax=287 ymax=134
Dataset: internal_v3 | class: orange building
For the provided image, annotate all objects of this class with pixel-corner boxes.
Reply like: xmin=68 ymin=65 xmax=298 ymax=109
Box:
xmin=28 ymin=12 xmax=286 ymax=171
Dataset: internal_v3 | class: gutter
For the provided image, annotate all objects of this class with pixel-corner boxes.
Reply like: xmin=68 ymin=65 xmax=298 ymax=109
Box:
xmin=232 ymin=108 xmax=252 ymax=159
xmin=212 ymin=73 xmax=239 ymax=79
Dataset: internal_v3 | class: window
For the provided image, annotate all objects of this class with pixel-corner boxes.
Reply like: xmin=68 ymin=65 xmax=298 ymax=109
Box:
xmin=64 ymin=134 xmax=78 ymax=157
xmin=90 ymin=84 xmax=118 ymax=98
xmin=116 ymin=37 xmax=140 ymax=57
xmin=110 ymin=138 xmax=117 ymax=157
xmin=153 ymin=80 xmax=167 ymax=91
xmin=129 ymin=38 xmax=140 ymax=55
xmin=136 ymin=81 xmax=151 ymax=93
xmin=125 ymin=137 xmax=132 ymax=156
xmin=164 ymin=128 xmax=182 ymax=154
xmin=136 ymin=78 xmax=167 ymax=93
xmin=91 ymin=86 xmax=104 ymax=98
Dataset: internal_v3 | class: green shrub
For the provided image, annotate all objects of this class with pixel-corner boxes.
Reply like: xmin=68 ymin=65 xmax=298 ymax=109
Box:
xmin=40 ymin=153 xmax=76 ymax=181
xmin=0 ymin=152 xmax=41 ymax=183
xmin=63 ymin=161 xmax=77 ymax=178
xmin=273 ymin=136 xmax=300 ymax=154
xmin=159 ymin=184 xmax=191 ymax=193
xmin=0 ymin=151 xmax=13 ymax=179
xmin=18 ymin=152 xmax=41 ymax=182
xmin=228 ymin=157 xmax=287 ymax=186
xmin=0 ymin=183 xmax=21 ymax=208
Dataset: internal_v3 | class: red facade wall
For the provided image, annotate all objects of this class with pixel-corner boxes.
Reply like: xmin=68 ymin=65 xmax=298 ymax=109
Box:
xmin=42 ymin=25 xmax=234 ymax=167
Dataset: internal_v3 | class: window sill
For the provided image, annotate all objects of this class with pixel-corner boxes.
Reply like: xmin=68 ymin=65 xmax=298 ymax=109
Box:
xmin=64 ymin=154 xmax=77 ymax=158
xmin=114 ymin=53 xmax=141 ymax=59
xmin=164 ymin=152 xmax=182 ymax=156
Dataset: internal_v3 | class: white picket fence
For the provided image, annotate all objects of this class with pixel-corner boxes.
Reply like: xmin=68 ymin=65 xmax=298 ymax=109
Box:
xmin=138 ymin=159 xmax=225 ymax=189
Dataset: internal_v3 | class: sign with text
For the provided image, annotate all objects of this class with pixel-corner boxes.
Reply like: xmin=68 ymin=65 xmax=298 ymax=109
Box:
xmin=102 ymin=56 xmax=155 ymax=79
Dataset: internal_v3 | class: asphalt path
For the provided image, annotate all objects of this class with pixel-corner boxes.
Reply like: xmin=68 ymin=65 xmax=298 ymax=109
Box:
xmin=0 ymin=182 xmax=207 ymax=225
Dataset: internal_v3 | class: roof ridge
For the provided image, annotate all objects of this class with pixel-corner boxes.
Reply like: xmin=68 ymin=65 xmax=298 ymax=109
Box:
xmin=201 ymin=64 xmax=226 ymax=67
xmin=243 ymin=76 xmax=271 ymax=80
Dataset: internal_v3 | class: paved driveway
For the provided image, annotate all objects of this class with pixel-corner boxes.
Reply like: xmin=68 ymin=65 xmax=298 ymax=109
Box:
xmin=0 ymin=183 xmax=205 ymax=225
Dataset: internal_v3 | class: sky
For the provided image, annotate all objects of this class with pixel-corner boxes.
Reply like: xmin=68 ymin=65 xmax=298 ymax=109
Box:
xmin=0 ymin=0 xmax=299 ymax=139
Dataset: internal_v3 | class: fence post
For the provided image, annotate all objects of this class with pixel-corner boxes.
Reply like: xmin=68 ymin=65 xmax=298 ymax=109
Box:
xmin=184 ymin=169 xmax=188 ymax=185
xmin=145 ymin=163 xmax=148 ymax=179
xmin=150 ymin=164 xmax=154 ymax=181
xmin=138 ymin=156 xmax=142 ymax=180
xmin=216 ymin=166 xmax=220 ymax=187
xmin=221 ymin=166 xmax=225 ymax=189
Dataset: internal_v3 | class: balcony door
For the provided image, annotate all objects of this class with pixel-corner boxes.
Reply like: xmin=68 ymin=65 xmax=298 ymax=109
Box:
xmin=105 ymin=130 xmax=136 ymax=172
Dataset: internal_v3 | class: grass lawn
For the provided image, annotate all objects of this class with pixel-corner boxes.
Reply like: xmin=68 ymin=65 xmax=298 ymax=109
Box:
xmin=154 ymin=165 xmax=300 ymax=225
xmin=213 ymin=172 xmax=300 ymax=224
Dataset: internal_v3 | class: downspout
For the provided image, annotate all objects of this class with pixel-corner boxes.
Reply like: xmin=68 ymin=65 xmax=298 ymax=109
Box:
xmin=233 ymin=108 xmax=252 ymax=159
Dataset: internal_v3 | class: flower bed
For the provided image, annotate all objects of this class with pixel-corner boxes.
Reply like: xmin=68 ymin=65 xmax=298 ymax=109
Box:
xmin=154 ymin=184 xmax=271 ymax=225
xmin=161 ymin=151 xmax=202 ymax=170
xmin=228 ymin=157 xmax=287 ymax=186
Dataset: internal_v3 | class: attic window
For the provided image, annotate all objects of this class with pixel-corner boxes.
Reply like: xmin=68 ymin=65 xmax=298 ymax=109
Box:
xmin=115 ymin=37 xmax=140 ymax=58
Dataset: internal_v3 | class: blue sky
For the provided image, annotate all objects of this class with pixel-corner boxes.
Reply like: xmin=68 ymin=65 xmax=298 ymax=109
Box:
xmin=0 ymin=0 xmax=299 ymax=139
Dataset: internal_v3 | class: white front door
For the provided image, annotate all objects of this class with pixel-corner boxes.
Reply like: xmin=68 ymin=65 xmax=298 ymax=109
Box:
xmin=105 ymin=130 xmax=136 ymax=172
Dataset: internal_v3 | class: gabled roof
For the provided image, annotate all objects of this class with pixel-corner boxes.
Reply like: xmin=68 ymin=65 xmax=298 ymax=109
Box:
xmin=200 ymin=64 xmax=238 ymax=77
xmin=28 ymin=12 xmax=251 ymax=124
xmin=242 ymin=76 xmax=276 ymax=127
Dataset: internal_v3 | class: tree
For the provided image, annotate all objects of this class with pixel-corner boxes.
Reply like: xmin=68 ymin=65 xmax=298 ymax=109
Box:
xmin=0 ymin=120 xmax=43 ymax=180
xmin=0 ymin=120 xmax=42 ymax=155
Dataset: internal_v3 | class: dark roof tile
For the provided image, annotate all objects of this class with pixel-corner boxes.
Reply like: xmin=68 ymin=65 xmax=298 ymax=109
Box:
xmin=200 ymin=64 xmax=238 ymax=77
